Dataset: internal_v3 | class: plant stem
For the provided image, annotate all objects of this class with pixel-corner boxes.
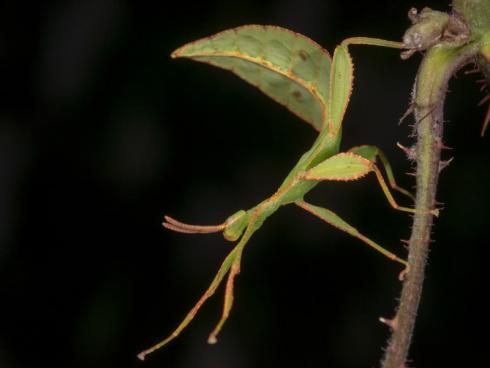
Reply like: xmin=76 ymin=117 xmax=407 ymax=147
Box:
xmin=381 ymin=43 xmax=479 ymax=368
xmin=381 ymin=1 xmax=490 ymax=365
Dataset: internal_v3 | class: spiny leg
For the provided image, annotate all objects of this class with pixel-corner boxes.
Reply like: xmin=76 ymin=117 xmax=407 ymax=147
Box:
xmin=348 ymin=145 xmax=415 ymax=201
xmin=137 ymin=245 xmax=239 ymax=360
xmin=363 ymin=158 xmax=439 ymax=216
xmin=303 ymin=151 xmax=419 ymax=216
xmin=207 ymin=257 xmax=241 ymax=344
xmin=138 ymin=215 xmax=258 ymax=360
xmin=296 ymin=200 xmax=407 ymax=269
xmin=371 ymin=165 xmax=418 ymax=215
xmin=372 ymin=149 xmax=415 ymax=200
xmin=206 ymin=212 xmax=261 ymax=343
xmin=346 ymin=146 xmax=440 ymax=215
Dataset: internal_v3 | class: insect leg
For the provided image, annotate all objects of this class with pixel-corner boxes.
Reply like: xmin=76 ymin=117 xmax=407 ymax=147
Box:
xmin=296 ymin=200 xmax=407 ymax=268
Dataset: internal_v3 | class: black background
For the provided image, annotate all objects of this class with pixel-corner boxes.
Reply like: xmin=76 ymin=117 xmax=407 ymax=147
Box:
xmin=1 ymin=0 xmax=489 ymax=367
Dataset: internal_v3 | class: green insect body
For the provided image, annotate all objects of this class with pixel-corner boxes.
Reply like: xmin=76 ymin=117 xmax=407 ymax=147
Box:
xmin=138 ymin=25 xmax=417 ymax=360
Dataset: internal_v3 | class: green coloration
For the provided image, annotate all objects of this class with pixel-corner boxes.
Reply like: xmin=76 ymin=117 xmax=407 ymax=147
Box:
xmin=349 ymin=145 xmax=379 ymax=161
xmin=382 ymin=40 xmax=483 ymax=368
xmin=382 ymin=4 xmax=487 ymax=365
xmin=400 ymin=7 xmax=451 ymax=60
xmin=453 ymin=0 xmax=490 ymax=37
xmin=223 ymin=210 xmax=248 ymax=241
xmin=171 ymin=25 xmax=331 ymax=132
xmin=382 ymin=43 xmax=456 ymax=368
xmin=481 ymin=32 xmax=490 ymax=62
xmin=328 ymin=45 xmax=353 ymax=134
xmin=137 ymin=245 xmax=240 ymax=360
xmin=138 ymin=26 xmax=414 ymax=360
xmin=451 ymin=0 xmax=490 ymax=88
xmin=479 ymin=31 xmax=490 ymax=137
xmin=304 ymin=152 xmax=372 ymax=181
xmin=348 ymin=145 xmax=415 ymax=201
xmin=296 ymin=201 xmax=407 ymax=264
xmin=407 ymin=8 xmax=449 ymax=47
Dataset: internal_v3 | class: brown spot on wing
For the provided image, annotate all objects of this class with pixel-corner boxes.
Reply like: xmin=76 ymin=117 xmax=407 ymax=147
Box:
xmin=292 ymin=90 xmax=302 ymax=100
xmin=298 ymin=50 xmax=308 ymax=61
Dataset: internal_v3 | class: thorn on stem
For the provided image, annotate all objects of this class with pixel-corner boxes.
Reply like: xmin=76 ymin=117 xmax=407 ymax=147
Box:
xmin=465 ymin=68 xmax=481 ymax=75
xmin=379 ymin=316 xmax=399 ymax=330
xmin=437 ymin=141 xmax=452 ymax=150
xmin=398 ymin=266 xmax=409 ymax=281
xmin=397 ymin=142 xmax=417 ymax=161
xmin=481 ymin=105 xmax=490 ymax=137
xmin=439 ymin=157 xmax=454 ymax=173
xmin=477 ymin=95 xmax=490 ymax=136
xmin=399 ymin=103 xmax=414 ymax=125
xmin=477 ymin=79 xmax=488 ymax=92
xmin=479 ymin=95 xmax=490 ymax=107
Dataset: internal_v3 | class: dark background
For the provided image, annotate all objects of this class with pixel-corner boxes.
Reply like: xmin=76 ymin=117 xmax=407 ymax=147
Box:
xmin=1 ymin=0 xmax=489 ymax=367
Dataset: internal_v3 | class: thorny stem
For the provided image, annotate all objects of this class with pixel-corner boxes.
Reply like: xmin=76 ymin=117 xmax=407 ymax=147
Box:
xmin=381 ymin=2 xmax=490 ymax=366
xmin=381 ymin=40 xmax=480 ymax=368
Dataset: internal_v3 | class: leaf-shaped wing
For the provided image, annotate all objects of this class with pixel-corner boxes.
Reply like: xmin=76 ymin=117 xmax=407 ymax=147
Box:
xmin=172 ymin=25 xmax=332 ymax=131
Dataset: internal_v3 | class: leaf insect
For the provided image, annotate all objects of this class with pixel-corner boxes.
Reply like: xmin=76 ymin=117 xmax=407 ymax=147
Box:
xmin=138 ymin=25 xmax=423 ymax=360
